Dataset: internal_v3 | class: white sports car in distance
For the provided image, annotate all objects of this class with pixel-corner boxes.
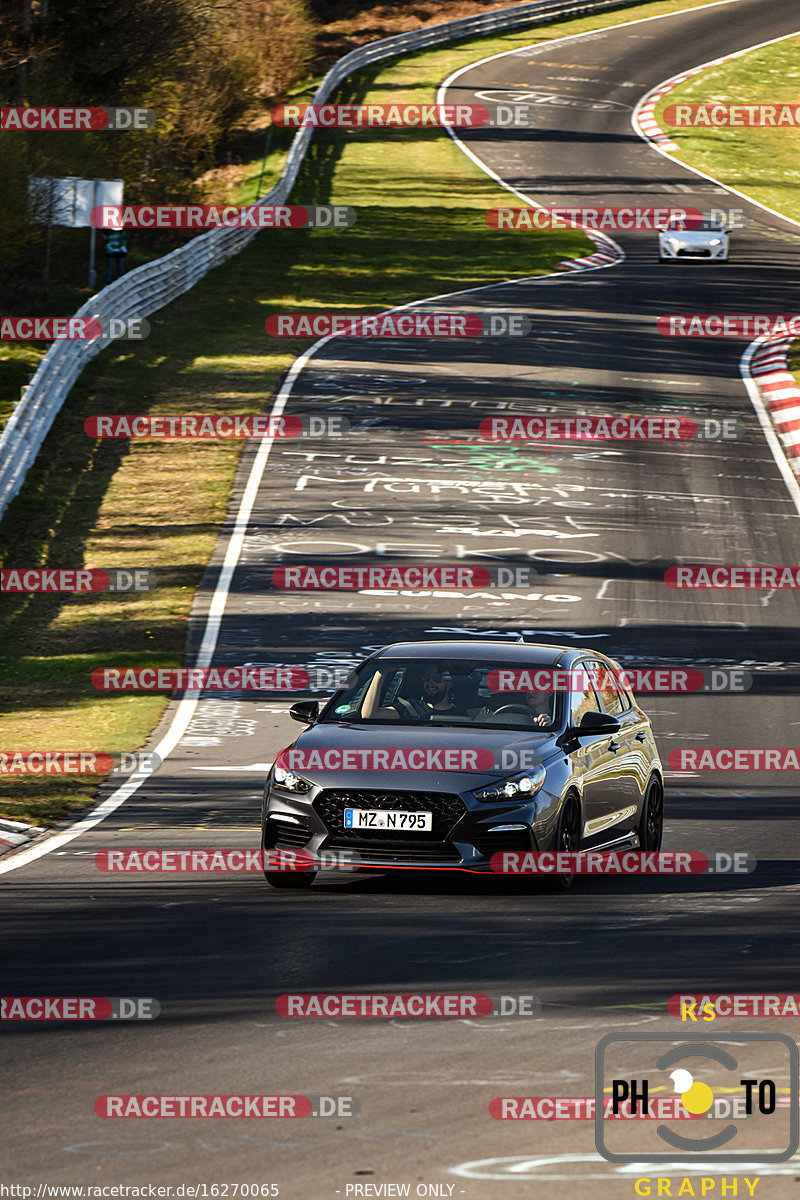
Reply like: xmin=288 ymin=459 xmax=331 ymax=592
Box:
xmin=658 ymin=215 xmax=729 ymax=262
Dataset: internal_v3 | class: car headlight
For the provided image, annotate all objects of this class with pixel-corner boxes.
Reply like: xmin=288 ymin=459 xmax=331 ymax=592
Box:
xmin=666 ymin=238 xmax=681 ymax=248
xmin=707 ymin=238 xmax=722 ymax=246
xmin=473 ymin=764 xmax=546 ymax=802
xmin=271 ymin=751 xmax=313 ymax=795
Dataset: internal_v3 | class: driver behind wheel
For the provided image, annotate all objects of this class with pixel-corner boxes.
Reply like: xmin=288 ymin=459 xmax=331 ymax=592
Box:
xmin=415 ymin=666 xmax=468 ymax=716
xmin=521 ymin=687 xmax=554 ymax=728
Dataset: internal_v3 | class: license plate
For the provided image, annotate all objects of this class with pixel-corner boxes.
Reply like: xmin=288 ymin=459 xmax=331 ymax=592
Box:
xmin=344 ymin=808 xmax=433 ymax=831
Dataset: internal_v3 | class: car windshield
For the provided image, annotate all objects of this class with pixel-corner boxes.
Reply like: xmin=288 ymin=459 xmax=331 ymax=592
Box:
xmin=668 ymin=217 xmax=724 ymax=231
xmin=321 ymin=657 xmax=565 ymax=729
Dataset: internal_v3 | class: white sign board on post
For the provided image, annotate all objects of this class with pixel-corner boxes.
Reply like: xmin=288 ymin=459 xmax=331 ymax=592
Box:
xmin=28 ymin=177 xmax=124 ymax=284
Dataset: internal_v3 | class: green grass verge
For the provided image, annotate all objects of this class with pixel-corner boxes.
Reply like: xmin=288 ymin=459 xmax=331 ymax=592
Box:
xmin=653 ymin=34 xmax=800 ymax=222
xmin=0 ymin=0 xmax=730 ymax=826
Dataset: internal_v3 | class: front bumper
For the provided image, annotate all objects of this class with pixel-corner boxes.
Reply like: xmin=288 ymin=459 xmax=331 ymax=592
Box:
xmin=659 ymin=239 xmax=728 ymax=259
xmin=262 ymin=782 xmax=550 ymax=871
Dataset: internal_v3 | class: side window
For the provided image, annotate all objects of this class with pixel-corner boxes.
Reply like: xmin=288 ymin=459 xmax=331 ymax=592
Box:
xmin=570 ymin=662 xmax=601 ymax=725
xmin=591 ymin=661 xmax=626 ymax=716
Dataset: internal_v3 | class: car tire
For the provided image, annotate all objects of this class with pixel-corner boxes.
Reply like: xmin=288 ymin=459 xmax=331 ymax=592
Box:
xmin=261 ymin=823 xmax=317 ymax=888
xmin=636 ymin=777 xmax=663 ymax=852
xmin=264 ymin=869 xmax=316 ymax=889
xmin=542 ymin=793 xmax=582 ymax=890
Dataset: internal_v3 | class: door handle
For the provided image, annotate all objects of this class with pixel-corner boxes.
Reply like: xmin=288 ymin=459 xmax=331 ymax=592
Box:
xmin=608 ymin=741 xmax=620 ymax=754
xmin=635 ymin=731 xmax=647 ymax=743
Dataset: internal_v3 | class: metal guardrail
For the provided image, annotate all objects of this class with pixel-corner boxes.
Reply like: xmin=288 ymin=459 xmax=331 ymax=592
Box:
xmin=0 ymin=0 xmax=650 ymax=520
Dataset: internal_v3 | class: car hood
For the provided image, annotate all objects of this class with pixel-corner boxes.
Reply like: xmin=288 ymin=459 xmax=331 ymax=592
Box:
xmin=280 ymin=721 xmax=558 ymax=790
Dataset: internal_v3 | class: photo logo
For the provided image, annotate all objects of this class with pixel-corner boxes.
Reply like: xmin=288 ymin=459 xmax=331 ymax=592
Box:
xmin=667 ymin=1067 xmax=714 ymax=1115
xmin=596 ymin=1033 xmax=799 ymax=1163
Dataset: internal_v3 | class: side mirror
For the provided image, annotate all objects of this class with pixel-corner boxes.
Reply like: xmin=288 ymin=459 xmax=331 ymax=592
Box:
xmin=289 ymin=700 xmax=319 ymax=725
xmin=579 ymin=710 xmax=620 ymax=733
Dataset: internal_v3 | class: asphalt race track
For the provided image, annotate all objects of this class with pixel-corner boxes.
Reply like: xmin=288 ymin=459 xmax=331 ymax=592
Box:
xmin=3 ymin=1 xmax=800 ymax=1196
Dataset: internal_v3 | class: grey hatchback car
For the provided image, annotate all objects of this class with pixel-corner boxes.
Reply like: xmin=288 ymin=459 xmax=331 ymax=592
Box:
xmin=260 ymin=640 xmax=664 ymax=888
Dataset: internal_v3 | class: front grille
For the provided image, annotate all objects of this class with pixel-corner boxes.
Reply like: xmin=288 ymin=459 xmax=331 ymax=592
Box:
xmin=472 ymin=827 xmax=532 ymax=857
xmin=264 ymin=815 xmax=313 ymax=849
xmin=677 ymin=248 xmax=711 ymax=257
xmin=316 ymin=789 xmax=467 ymax=841
xmin=325 ymin=837 xmax=461 ymax=864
